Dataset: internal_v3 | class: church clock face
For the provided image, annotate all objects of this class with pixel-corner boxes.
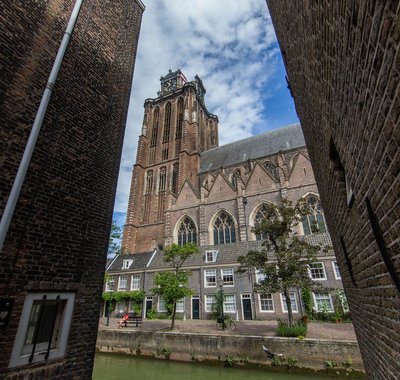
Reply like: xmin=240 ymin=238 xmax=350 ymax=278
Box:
xmin=161 ymin=79 xmax=176 ymax=94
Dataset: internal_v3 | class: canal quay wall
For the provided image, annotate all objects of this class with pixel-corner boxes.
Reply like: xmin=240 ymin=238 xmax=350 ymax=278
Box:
xmin=96 ymin=330 xmax=364 ymax=372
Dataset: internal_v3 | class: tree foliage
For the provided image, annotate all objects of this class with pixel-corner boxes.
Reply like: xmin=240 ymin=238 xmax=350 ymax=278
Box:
xmin=108 ymin=221 xmax=122 ymax=257
xmin=238 ymin=200 xmax=326 ymax=326
xmin=152 ymin=243 xmax=198 ymax=329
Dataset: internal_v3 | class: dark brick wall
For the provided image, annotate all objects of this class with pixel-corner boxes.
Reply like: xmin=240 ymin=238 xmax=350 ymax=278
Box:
xmin=0 ymin=0 xmax=143 ymax=378
xmin=266 ymin=1 xmax=399 ymax=379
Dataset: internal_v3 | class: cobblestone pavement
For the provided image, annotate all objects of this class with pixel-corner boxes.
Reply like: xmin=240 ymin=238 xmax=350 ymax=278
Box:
xmin=98 ymin=317 xmax=357 ymax=341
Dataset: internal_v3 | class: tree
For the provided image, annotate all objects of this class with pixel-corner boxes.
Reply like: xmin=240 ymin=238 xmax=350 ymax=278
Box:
xmin=152 ymin=242 xmax=198 ymax=330
xmin=108 ymin=221 xmax=122 ymax=257
xmin=238 ymin=200 xmax=325 ymax=326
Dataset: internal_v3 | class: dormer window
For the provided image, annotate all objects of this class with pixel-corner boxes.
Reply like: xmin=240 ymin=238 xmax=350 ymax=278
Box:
xmin=122 ymin=260 xmax=133 ymax=270
xmin=205 ymin=250 xmax=218 ymax=263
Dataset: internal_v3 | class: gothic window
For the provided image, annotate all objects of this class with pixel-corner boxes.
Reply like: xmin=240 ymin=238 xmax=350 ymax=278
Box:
xmin=162 ymin=148 xmax=169 ymax=161
xmin=301 ymin=196 xmax=327 ymax=235
xmin=176 ymin=97 xmax=184 ymax=139
xmin=172 ymin=163 xmax=179 ymax=194
xmin=177 ymin=216 xmax=197 ymax=246
xmin=158 ymin=167 xmax=166 ymax=192
xmin=145 ymin=170 xmax=153 ymax=194
xmin=264 ymin=161 xmax=279 ymax=182
xmin=150 ymin=107 xmax=159 ymax=147
xmin=231 ymin=169 xmax=241 ymax=190
xmin=162 ymin=102 xmax=171 ymax=143
xmin=213 ymin=211 xmax=236 ymax=245
xmin=253 ymin=203 xmax=275 ymax=241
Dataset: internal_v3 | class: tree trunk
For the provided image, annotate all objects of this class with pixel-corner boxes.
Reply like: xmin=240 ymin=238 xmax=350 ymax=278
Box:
xmin=284 ymin=288 xmax=293 ymax=327
xmin=170 ymin=301 xmax=177 ymax=330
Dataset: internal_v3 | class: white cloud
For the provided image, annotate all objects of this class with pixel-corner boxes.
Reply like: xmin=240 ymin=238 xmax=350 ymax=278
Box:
xmin=114 ymin=0 xmax=281 ymax=212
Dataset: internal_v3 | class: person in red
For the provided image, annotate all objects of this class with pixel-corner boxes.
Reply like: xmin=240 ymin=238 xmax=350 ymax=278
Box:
xmin=118 ymin=309 xmax=129 ymax=328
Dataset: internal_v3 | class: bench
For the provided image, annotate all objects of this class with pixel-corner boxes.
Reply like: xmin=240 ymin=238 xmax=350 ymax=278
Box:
xmin=123 ymin=314 xmax=142 ymax=328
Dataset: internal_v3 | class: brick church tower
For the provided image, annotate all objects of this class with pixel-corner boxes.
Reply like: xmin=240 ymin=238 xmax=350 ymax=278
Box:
xmin=123 ymin=70 xmax=218 ymax=253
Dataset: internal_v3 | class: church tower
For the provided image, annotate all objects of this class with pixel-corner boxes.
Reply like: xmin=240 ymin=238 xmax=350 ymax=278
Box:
xmin=123 ymin=70 xmax=219 ymax=253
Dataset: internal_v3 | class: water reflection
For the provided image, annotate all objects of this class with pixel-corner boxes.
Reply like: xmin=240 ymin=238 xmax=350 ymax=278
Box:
xmin=93 ymin=353 xmax=328 ymax=380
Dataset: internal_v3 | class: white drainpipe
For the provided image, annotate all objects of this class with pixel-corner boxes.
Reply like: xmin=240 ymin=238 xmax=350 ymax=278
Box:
xmin=0 ymin=0 xmax=85 ymax=252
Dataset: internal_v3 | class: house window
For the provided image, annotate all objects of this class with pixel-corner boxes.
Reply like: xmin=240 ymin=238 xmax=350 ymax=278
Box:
xmin=280 ymin=292 xmax=298 ymax=313
xmin=313 ymin=293 xmax=334 ymax=312
xmin=255 ymin=269 xmax=267 ymax=284
xmin=105 ymin=279 xmax=114 ymax=292
xmin=213 ymin=211 xmax=236 ymax=245
xmin=9 ymin=293 xmax=75 ymax=367
xmin=332 ymin=261 xmax=341 ymax=280
xmin=204 ymin=269 xmax=216 ymax=287
xmin=259 ymin=294 xmax=274 ymax=312
xmin=253 ymin=204 xmax=274 ymax=241
xmin=205 ymin=295 xmax=215 ymax=312
xmin=122 ymin=259 xmax=132 ymax=269
xmin=205 ymin=250 xmax=218 ymax=263
xmin=176 ymin=299 xmax=185 ymax=312
xmin=118 ymin=276 xmax=127 ymax=290
xmin=309 ymin=262 xmax=327 ymax=280
xmin=177 ymin=217 xmax=197 ymax=246
xmin=301 ymin=196 xmax=327 ymax=235
xmin=130 ymin=275 xmax=140 ymax=290
xmin=223 ymin=295 xmax=236 ymax=313
xmin=158 ymin=298 xmax=167 ymax=313
xmin=221 ymin=268 xmax=234 ymax=286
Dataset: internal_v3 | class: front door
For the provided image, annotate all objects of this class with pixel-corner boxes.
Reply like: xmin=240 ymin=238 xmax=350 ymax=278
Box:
xmin=145 ymin=297 xmax=153 ymax=318
xmin=242 ymin=294 xmax=252 ymax=320
xmin=192 ymin=296 xmax=200 ymax=319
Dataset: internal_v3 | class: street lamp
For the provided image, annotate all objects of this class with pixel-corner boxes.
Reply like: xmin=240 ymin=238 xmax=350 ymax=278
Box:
xmin=106 ymin=279 xmax=115 ymax=327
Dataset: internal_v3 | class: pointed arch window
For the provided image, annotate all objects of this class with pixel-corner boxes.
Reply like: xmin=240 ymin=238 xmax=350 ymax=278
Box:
xmin=253 ymin=204 xmax=275 ymax=241
xmin=302 ymin=196 xmax=327 ymax=235
xmin=231 ymin=169 xmax=241 ymax=190
xmin=264 ymin=161 xmax=279 ymax=182
xmin=177 ymin=217 xmax=197 ymax=246
xmin=213 ymin=211 xmax=236 ymax=245
xmin=176 ymin=97 xmax=184 ymax=139
xmin=159 ymin=167 xmax=167 ymax=192
xmin=162 ymin=102 xmax=171 ymax=143
xmin=150 ymin=108 xmax=160 ymax=147
xmin=145 ymin=170 xmax=154 ymax=194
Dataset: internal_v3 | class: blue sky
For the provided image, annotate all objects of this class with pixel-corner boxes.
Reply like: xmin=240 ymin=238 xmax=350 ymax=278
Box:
xmin=113 ymin=0 xmax=298 ymax=229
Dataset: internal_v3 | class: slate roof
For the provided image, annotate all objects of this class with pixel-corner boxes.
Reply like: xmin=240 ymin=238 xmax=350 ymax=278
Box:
xmin=200 ymin=123 xmax=305 ymax=173
xmin=107 ymin=251 xmax=155 ymax=272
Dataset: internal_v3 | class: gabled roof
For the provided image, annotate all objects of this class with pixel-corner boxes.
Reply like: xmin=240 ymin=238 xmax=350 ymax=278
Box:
xmin=200 ymin=123 xmax=304 ymax=172
xmin=107 ymin=251 xmax=154 ymax=272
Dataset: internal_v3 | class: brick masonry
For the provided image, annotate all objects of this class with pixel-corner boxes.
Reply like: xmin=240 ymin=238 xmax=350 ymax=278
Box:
xmin=266 ymin=1 xmax=400 ymax=379
xmin=0 ymin=1 xmax=143 ymax=378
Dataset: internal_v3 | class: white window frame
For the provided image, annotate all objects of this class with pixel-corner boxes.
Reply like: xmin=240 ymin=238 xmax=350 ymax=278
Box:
xmin=104 ymin=279 xmax=114 ymax=292
xmin=9 ymin=292 xmax=75 ymax=368
xmin=221 ymin=268 xmax=234 ymax=286
xmin=332 ymin=261 xmax=341 ymax=280
xmin=223 ymin=295 xmax=236 ymax=313
xmin=313 ymin=293 xmax=334 ymax=312
xmin=204 ymin=269 xmax=216 ymax=287
xmin=176 ymin=299 xmax=185 ymax=312
xmin=309 ymin=262 xmax=327 ymax=280
xmin=118 ymin=276 xmax=128 ymax=290
xmin=205 ymin=250 xmax=218 ymax=263
xmin=205 ymin=295 xmax=215 ymax=312
xmin=122 ymin=259 xmax=133 ymax=269
xmin=258 ymin=293 xmax=275 ymax=313
xmin=280 ymin=292 xmax=298 ymax=313
xmin=255 ymin=269 xmax=266 ymax=284
xmin=158 ymin=298 xmax=167 ymax=313
xmin=130 ymin=274 xmax=140 ymax=290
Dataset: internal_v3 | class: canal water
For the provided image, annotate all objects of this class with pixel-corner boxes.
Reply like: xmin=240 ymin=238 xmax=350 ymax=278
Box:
xmin=93 ymin=353 xmax=331 ymax=380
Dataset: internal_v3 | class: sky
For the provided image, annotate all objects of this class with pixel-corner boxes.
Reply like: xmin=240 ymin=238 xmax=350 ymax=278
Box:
xmin=113 ymin=0 xmax=298 ymax=228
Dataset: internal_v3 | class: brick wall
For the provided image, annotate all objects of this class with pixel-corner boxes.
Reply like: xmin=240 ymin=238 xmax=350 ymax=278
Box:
xmin=0 ymin=1 xmax=143 ymax=378
xmin=266 ymin=1 xmax=400 ymax=378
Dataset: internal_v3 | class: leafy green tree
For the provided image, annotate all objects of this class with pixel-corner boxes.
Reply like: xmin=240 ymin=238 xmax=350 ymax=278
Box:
xmin=238 ymin=200 xmax=325 ymax=326
xmin=108 ymin=221 xmax=122 ymax=257
xmin=152 ymin=242 xmax=198 ymax=330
